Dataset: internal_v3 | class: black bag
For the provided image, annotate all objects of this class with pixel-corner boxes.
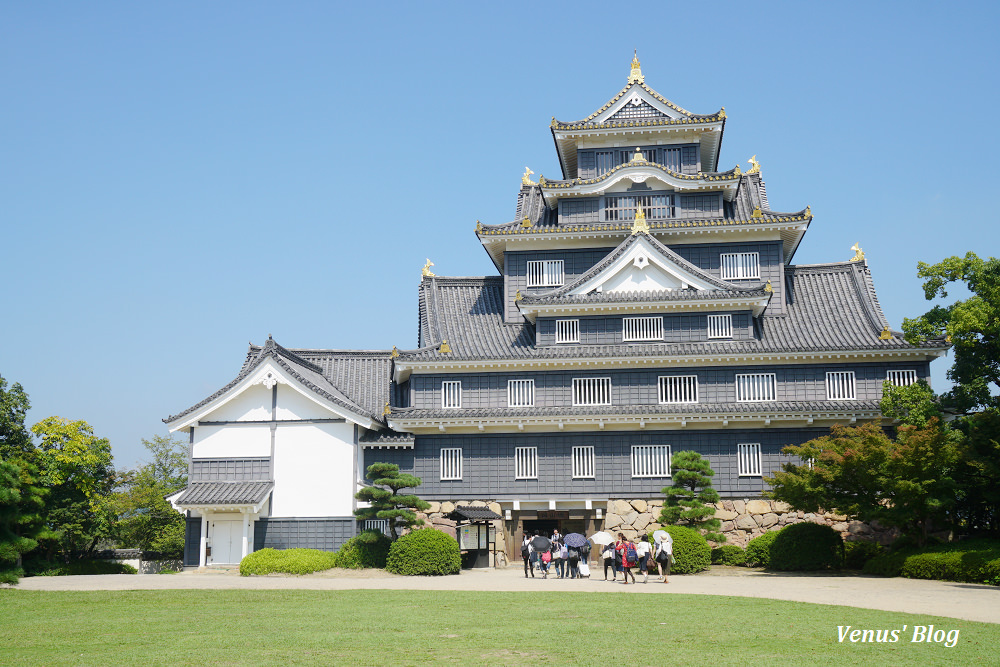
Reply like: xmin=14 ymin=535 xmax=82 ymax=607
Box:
xmin=521 ymin=543 xmax=530 ymax=559
xmin=656 ymin=549 xmax=670 ymax=563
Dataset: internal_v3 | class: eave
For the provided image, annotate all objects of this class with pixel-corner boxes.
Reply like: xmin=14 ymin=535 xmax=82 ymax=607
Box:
xmin=516 ymin=294 xmax=771 ymax=323
xmin=392 ymin=345 xmax=950 ymax=383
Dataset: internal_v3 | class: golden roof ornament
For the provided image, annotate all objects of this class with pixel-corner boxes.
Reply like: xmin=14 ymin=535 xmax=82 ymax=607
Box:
xmin=764 ymin=280 xmax=773 ymax=293
xmin=805 ymin=206 xmax=812 ymax=217
xmin=627 ymin=50 xmax=644 ymax=84
xmin=521 ymin=218 xmax=532 ymax=228
xmin=515 ymin=290 xmax=523 ymax=302
xmin=421 ymin=258 xmax=436 ymax=277
xmin=383 ymin=402 xmax=392 ymax=416
xmin=631 ymin=205 xmax=650 ymax=235
xmin=747 ymin=155 xmax=760 ymax=174
xmin=438 ymin=340 xmax=451 ymax=354
xmin=521 ymin=167 xmax=536 ymax=186
xmin=475 ymin=220 xmax=482 ymax=232
xmin=751 ymin=207 xmax=763 ymax=219
xmin=879 ymin=327 xmax=893 ymax=341
xmin=850 ymin=243 xmax=866 ymax=262
xmin=390 ymin=346 xmax=399 ymax=358
xmin=629 ymin=147 xmax=647 ymax=163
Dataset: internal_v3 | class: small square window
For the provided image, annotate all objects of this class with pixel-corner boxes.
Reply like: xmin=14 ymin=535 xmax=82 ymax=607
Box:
xmin=508 ymin=379 xmax=535 ymax=407
xmin=515 ymin=447 xmax=538 ymax=479
xmin=572 ymin=446 xmax=595 ymax=479
xmin=526 ymin=260 xmax=564 ymax=287
xmin=707 ymin=314 xmax=732 ymax=339
xmin=826 ymin=371 xmax=856 ymax=400
xmin=441 ymin=381 xmax=462 ymax=409
xmin=886 ymin=370 xmax=917 ymax=387
xmin=738 ymin=443 xmax=762 ymax=476
xmin=440 ymin=448 xmax=462 ymax=481
xmin=631 ymin=445 xmax=671 ymax=478
xmin=721 ymin=252 xmax=760 ymax=280
xmin=556 ymin=319 xmax=580 ymax=344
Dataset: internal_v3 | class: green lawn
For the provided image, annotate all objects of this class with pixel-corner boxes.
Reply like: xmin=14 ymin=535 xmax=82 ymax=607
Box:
xmin=2 ymin=589 xmax=996 ymax=665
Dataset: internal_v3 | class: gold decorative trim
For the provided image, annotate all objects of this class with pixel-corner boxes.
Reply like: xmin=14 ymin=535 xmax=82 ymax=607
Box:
xmin=421 ymin=259 xmax=436 ymax=277
xmin=850 ymin=243 xmax=865 ymax=263
xmin=383 ymin=402 xmax=392 ymax=416
xmin=390 ymin=346 xmax=399 ymax=358
xmin=764 ymin=280 xmax=773 ymax=293
xmin=521 ymin=218 xmax=532 ymax=228
xmin=630 ymin=205 xmax=650 ymax=235
xmin=515 ymin=290 xmax=523 ymax=302
xmin=438 ymin=340 xmax=451 ymax=354
xmin=475 ymin=220 xmax=482 ymax=233
xmin=747 ymin=155 xmax=760 ymax=174
xmin=627 ymin=50 xmax=644 ymax=84
xmin=752 ymin=207 xmax=763 ymax=219
xmin=521 ymin=167 xmax=536 ymax=186
xmin=879 ymin=327 xmax=893 ymax=341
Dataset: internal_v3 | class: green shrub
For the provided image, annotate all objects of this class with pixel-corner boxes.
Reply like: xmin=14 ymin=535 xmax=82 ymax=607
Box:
xmin=769 ymin=523 xmax=843 ymax=571
xmin=843 ymin=541 xmax=884 ymax=570
xmin=745 ymin=531 xmax=779 ymax=567
xmin=32 ymin=560 xmax=138 ymax=577
xmin=385 ymin=528 xmax=461 ymax=576
xmin=863 ymin=550 xmax=911 ymax=577
xmin=711 ymin=544 xmax=746 ymax=566
xmin=897 ymin=539 xmax=1000 ymax=585
xmin=648 ymin=526 xmax=710 ymax=574
xmin=239 ymin=548 xmax=337 ymax=576
xmin=336 ymin=531 xmax=391 ymax=569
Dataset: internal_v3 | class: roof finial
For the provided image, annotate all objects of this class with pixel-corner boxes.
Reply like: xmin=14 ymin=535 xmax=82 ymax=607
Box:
xmin=628 ymin=50 xmax=644 ymax=84
xmin=631 ymin=204 xmax=650 ymax=235
xmin=850 ymin=243 xmax=865 ymax=263
xmin=629 ymin=146 xmax=647 ymax=163
xmin=521 ymin=167 xmax=536 ymax=186
xmin=422 ymin=258 xmax=436 ymax=277
xmin=747 ymin=155 xmax=760 ymax=174
xmin=879 ymin=327 xmax=893 ymax=340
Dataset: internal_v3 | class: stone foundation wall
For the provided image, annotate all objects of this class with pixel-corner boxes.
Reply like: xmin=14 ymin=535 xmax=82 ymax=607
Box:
xmin=605 ymin=498 xmax=897 ymax=547
xmin=417 ymin=500 xmax=508 ymax=567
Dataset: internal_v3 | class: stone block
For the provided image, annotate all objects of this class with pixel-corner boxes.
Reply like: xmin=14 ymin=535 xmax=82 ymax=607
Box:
xmin=721 ymin=520 xmax=735 ymax=532
xmin=425 ymin=502 xmax=440 ymax=514
xmin=622 ymin=511 xmax=639 ymax=527
xmin=440 ymin=501 xmax=455 ymax=514
xmin=611 ymin=499 xmax=632 ymax=515
xmin=722 ymin=500 xmax=734 ymax=511
xmin=827 ymin=512 xmax=847 ymax=522
xmin=630 ymin=499 xmax=648 ymax=513
xmin=715 ymin=509 xmax=738 ymax=521
xmin=469 ymin=500 xmax=486 ymax=507
xmin=772 ymin=501 xmax=791 ymax=513
xmin=832 ymin=522 xmax=848 ymax=532
xmin=733 ymin=500 xmax=746 ymax=514
xmin=760 ymin=513 xmax=779 ymax=528
xmin=604 ymin=513 xmax=623 ymax=529
xmin=488 ymin=502 xmax=502 ymax=517
xmin=736 ymin=515 xmax=757 ymax=530
xmin=633 ymin=513 xmax=653 ymax=532
xmin=746 ymin=500 xmax=771 ymax=514
xmin=848 ymin=521 xmax=871 ymax=534
xmin=621 ymin=528 xmax=638 ymax=541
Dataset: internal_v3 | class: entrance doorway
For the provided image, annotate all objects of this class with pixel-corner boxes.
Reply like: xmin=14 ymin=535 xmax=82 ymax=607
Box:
xmin=209 ymin=520 xmax=240 ymax=565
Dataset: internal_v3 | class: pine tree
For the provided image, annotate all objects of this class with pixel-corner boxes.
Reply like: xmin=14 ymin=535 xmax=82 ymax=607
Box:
xmin=354 ymin=463 xmax=430 ymax=541
xmin=0 ymin=460 xmax=47 ymax=583
xmin=658 ymin=451 xmax=725 ymax=542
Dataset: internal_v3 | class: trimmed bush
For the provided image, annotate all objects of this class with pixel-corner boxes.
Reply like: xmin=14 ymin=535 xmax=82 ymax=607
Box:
xmin=32 ymin=560 xmax=138 ymax=577
xmin=862 ymin=550 xmax=911 ymax=577
xmin=239 ymin=548 xmax=337 ymax=576
xmin=711 ymin=544 xmax=746 ymax=566
xmin=385 ymin=528 xmax=461 ymax=576
xmin=843 ymin=541 xmax=884 ymax=570
xmin=769 ymin=522 xmax=843 ymax=571
xmin=336 ymin=531 xmax=391 ymax=569
xmin=648 ymin=526 xmax=710 ymax=574
xmin=898 ymin=539 xmax=1000 ymax=585
xmin=745 ymin=531 xmax=779 ymax=567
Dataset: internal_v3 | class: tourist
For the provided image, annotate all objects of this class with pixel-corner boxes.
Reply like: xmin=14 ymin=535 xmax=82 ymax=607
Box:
xmin=522 ymin=533 xmax=534 ymax=578
xmin=636 ymin=534 xmax=651 ymax=583
xmin=654 ymin=532 xmax=672 ymax=583
xmin=616 ymin=533 xmax=636 ymax=584
xmin=602 ymin=543 xmax=616 ymax=581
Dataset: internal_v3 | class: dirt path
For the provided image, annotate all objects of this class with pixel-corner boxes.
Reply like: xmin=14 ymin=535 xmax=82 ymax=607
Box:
xmin=12 ymin=566 xmax=999 ymax=624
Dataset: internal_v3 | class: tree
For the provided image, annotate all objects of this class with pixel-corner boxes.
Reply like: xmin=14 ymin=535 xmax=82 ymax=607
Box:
xmin=27 ymin=417 xmax=115 ymax=557
xmin=903 ymin=252 xmax=1000 ymax=412
xmin=951 ymin=409 xmax=1000 ymax=537
xmin=658 ymin=451 xmax=724 ymax=543
xmin=880 ymin=380 xmax=943 ymax=428
xmin=0 ymin=459 xmax=46 ymax=583
xmin=354 ymin=463 xmax=430 ymax=541
xmin=0 ymin=375 xmax=32 ymax=460
xmin=766 ymin=421 xmax=961 ymax=546
xmin=108 ymin=435 xmax=188 ymax=555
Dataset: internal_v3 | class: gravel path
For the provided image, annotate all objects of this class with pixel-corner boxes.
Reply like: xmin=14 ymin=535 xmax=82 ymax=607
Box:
xmin=12 ymin=566 xmax=999 ymax=624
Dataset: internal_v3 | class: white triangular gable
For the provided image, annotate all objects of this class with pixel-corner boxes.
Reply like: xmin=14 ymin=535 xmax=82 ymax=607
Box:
xmin=167 ymin=359 xmax=376 ymax=432
xmin=594 ymin=86 xmax=683 ymax=125
xmin=569 ymin=235 xmax=717 ymax=295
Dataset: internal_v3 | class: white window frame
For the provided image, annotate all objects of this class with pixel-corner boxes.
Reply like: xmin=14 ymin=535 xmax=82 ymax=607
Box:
xmin=826 ymin=371 xmax=856 ymax=401
xmin=631 ymin=445 xmax=672 ymax=478
xmin=738 ymin=443 xmax=762 ymax=477
xmin=507 ymin=379 xmax=535 ymax=407
xmin=886 ymin=369 xmax=918 ymax=387
xmin=622 ymin=316 xmax=663 ymax=342
xmin=707 ymin=314 xmax=733 ymax=339
xmin=441 ymin=380 xmax=462 ymax=409
xmin=658 ymin=375 xmax=699 ymax=404
xmin=572 ymin=446 xmax=595 ymax=479
xmin=572 ymin=377 xmax=612 ymax=406
xmin=555 ymin=319 xmax=580 ymax=344
xmin=526 ymin=259 xmax=565 ymax=287
xmin=720 ymin=252 xmax=760 ymax=280
xmin=515 ymin=446 xmax=538 ymax=480
xmin=736 ymin=373 xmax=776 ymax=402
xmin=440 ymin=448 xmax=463 ymax=481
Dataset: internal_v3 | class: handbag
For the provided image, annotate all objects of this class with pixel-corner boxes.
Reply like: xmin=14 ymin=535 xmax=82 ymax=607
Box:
xmin=541 ymin=550 xmax=551 ymax=563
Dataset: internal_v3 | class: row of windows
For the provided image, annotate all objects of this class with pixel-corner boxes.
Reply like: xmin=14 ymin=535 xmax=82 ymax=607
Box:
xmin=526 ymin=253 xmax=760 ymax=289
xmin=439 ymin=370 xmax=919 ymax=408
xmin=554 ymin=314 xmax=735 ymax=344
xmin=439 ymin=443 xmax=764 ymax=481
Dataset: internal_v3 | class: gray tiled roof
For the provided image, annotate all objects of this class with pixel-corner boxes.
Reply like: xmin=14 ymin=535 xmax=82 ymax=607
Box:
xmin=449 ymin=506 xmax=503 ymax=521
xmin=174 ymin=481 xmax=273 ymax=506
xmin=550 ymin=81 xmax=717 ymax=127
xmin=392 ymin=400 xmax=883 ymax=421
xmin=165 ymin=338 xmax=391 ymax=425
xmin=520 ymin=231 xmax=766 ymax=305
xmin=359 ymin=430 xmax=416 ymax=446
xmin=397 ymin=261 xmax=945 ymax=363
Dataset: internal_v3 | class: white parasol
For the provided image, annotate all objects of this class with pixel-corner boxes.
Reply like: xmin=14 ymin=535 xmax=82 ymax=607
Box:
xmin=589 ymin=531 xmax=614 ymax=545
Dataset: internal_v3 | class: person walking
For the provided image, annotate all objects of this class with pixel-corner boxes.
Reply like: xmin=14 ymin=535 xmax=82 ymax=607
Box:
xmin=636 ymin=534 xmax=651 ymax=583
xmin=556 ymin=541 xmax=568 ymax=578
xmin=654 ymin=532 xmax=673 ymax=583
xmin=522 ymin=533 xmax=534 ymax=578
xmin=616 ymin=533 xmax=637 ymax=584
xmin=602 ymin=543 xmax=617 ymax=581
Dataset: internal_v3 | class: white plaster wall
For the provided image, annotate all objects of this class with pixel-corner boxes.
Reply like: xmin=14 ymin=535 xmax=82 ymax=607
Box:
xmin=274 ymin=384 xmax=341 ymax=421
xmin=204 ymin=383 xmax=272 ymax=422
xmin=271 ymin=422 xmax=356 ymax=517
xmin=192 ymin=424 xmax=271 ymax=458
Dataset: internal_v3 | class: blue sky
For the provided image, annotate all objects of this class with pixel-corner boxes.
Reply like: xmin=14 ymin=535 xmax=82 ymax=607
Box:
xmin=3 ymin=2 xmax=997 ymax=468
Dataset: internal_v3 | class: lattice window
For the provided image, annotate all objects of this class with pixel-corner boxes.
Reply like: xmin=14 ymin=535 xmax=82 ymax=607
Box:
xmin=886 ymin=370 xmax=918 ymax=387
xmin=610 ymin=100 xmax=663 ymax=121
xmin=515 ymin=447 xmax=538 ymax=479
xmin=556 ymin=319 xmax=580 ymax=344
xmin=573 ymin=377 xmax=612 ymax=406
xmin=721 ymin=252 xmax=760 ymax=280
xmin=572 ymin=446 xmax=595 ymax=479
xmin=738 ymin=443 xmax=762 ymax=476
xmin=596 ymin=150 xmax=617 ymax=175
xmin=440 ymin=448 xmax=463 ymax=481
xmin=826 ymin=371 xmax=856 ymax=400
xmin=362 ymin=519 xmax=390 ymax=536
xmin=631 ymin=445 xmax=671 ymax=478
xmin=707 ymin=314 xmax=733 ymax=339
xmin=658 ymin=375 xmax=699 ymax=404
xmin=736 ymin=373 xmax=776 ymax=402
xmin=526 ymin=260 xmax=564 ymax=287
xmin=507 ymin=379 xmax=535 ymax=407
xmin=623 ymin=316 xmax=663 ymax=342
xmin=441 ymin=381 xmax=462 ymax=409
xmin=604 ymin=194 xmax=674 ymax=221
